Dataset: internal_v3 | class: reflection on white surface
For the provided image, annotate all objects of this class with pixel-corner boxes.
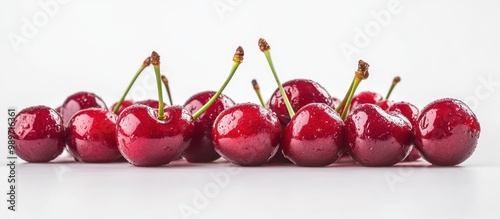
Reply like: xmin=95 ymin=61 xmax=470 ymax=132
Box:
xmin=2 ymin=154 xmax=496 ymax=219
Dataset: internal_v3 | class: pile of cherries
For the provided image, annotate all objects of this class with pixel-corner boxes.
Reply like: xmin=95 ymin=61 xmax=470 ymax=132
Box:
xmin=12 ymin=38 xmax=481 ymax=167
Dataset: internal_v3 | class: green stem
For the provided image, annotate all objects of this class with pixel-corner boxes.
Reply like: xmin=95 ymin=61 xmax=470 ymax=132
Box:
xmin=335 ymin=77 xmax=355 ymax=112
xmin=252 ymin=80 xmax=266 ymax=107
xmin=192 ymin=62 xmax=240 ymax=119
xmin=153 ymin=65 xmax=165 ymax=119
xmin=264 ymin=50 xmax=295 ymax=117
xmin=162 ymin=75 xmax=174 ymax=105
xmin=112 ymin=65 xmax=147 ymax=114
xmin=341 ymin=79 xmax=361 ymax=120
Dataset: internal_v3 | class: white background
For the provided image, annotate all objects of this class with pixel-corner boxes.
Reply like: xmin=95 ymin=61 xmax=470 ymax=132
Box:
xmin=1 ymin=0 xmax=499 ymax=219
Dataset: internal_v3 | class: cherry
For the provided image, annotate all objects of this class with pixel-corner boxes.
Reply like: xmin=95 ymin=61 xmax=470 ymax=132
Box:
xmin=66 ymin=108 xmax=121 ymax=162
xmin=387 ymin=101 xmax=422 ymax=162
xmin=212 ymin=103 xmax=281 ymax=166
xmin=350 ymin=91 xmax=383 ymax=111
xmin=345 ymin=104 xmax=414 ymax=166
xmin=259 ymin=38 xmax=347 ymax=167
xmin=267 ymin=79 xmax=332 ymax=126
xmin=330 ymin=96 xmax=341 ymax=109
xmin=118 ymin=47 xmax=244 ymax=167
xmin=375 ymin=100 xmax=394 ymax=111
xmin=183 ymin=91 xmax=235 ymax=163
xmin=110 ymin=100 xmax=134 ymax=115
xmin=12 ymin=106 xmax=65 ymax=162
xmin=135 ymin=99 xmax=165 ymax=109
xmin=375 ymin=76 xmax=401 ymax=110
xmin=415 ymin=98 xmax=480 ymax=166
xmin=60 ymin=91 xmax=107 ymax=126
xmin=251 ymin=79 xmax=291 ymax=163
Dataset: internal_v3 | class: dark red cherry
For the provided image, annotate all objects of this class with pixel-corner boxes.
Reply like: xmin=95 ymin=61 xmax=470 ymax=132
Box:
xmin=66 ymin=108 xmax=121 ymax=162
xmin=345 ymin=104 xmax=414 ymax=166
xmin=12 ymin=106 xmax=65 ymax=162
xmin=330 ymin=96 xmax=341 ymax=109
xmin=267 ymin=79 xmax=332 ymax=126
xmin=281 ymin=103 xmax=345 ymax=167
xmin=387 ymin=101 xmax=421 ymax=162
xmin=183 ymin=91 xmax=235 ymax=163
xmin=212 ymin=103 xmax=281 ymax=166
xmin=375 ymin=99 xmax=394 ymax=111
xmin=110 ymin=100 xmax=134 ymax=115
xmin=415 ymin=98 xmax=480 ymax=166
xmin=135 ymin=99 xmax=165 ymax=109
xmin=350 ymin=91 xmax=383 ymax=110
xmin=61 ymin=92 xmax=107 ymax=126
xmin=116 ymin=105 xmax=195 ymax=166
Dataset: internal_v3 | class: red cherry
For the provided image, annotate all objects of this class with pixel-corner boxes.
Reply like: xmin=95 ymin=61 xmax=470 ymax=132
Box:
xmin=135 ymin=99 xmax=165 ymax=109
xmin=267 ymin=79 xmax=332 ymax=126
xmin=110 ymin=100 xmax=134 ymax=115
xmin=387 ymin=101 xmax=421 ymax=162
xmin=375 ymin=99 xmax=394 ymax=111
xmin=415 ymin=98 xmax=480 ymax=166
xmin=117 ymin=105 xmax=195 ymax=166
xmin=212 ymin=103 xmax=281 ymax=166
xmin=350 ymin=91 xmax=383 ymax=110
xmin=13 ymin=106 xmax=65 ymax=162
xmin=281 ymin=103 xmax=345 ymax=166
xmin=345 ymin=104 xmax=414 ymax=166
xmin=66 ymin=108 xmax=121 ymax=162
xmin=61 ymin=92 xmax=107 ymax=126
xmin=330 ymin=96 xmax=341 ymax=109
xmin=183 ymin=91 xmax=235 ymax=163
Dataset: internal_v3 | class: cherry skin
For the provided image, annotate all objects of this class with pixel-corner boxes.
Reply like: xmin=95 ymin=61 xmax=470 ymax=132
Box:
xmin=267 ymin=79 xmax=332 ymax=126
xmin=12 ymin=106 xmax=65 ymax=162
xmin=183 ymin=91 xmax=235 ymax=163
xmin=116 ymin=105 xmax=195 ymax=167
xmin=212 ymin=103 xmax=281 ymax=166
xmin=135 ymin=99 xmax=165 ymax=109
xmin=110 ymin=100 xmax=134 ymax=115
xmin=387 ymin=101 xmax=421 ymax=162
xmin=415 ymin=98 xmax=480 ymax=166
xmin=61 ymin=92 xmax=107 ymax=126
xmin=345 ymin=104 xmax=414 ymax=166
xmin=350 ymin=91 xmax=383 ymax=110
xmin=66 ymin=108 xmax=121 ymax=162
xmin=375 ymin=99 xmax=394 ymax=111
xmin=330 ymin=96 xmax=341 ymax=109
xmin=281 ymin=103 xmax=345 ymax=167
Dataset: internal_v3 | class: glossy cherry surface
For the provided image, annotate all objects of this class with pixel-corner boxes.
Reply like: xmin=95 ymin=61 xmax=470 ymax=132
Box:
xmin=387 ymin=101 xmax=421 ymax=161
xmin=116 ymin=105 xmax=195 ymax=167
xmin=345 ymin=104 xmax=414 ymax=166
xmin=13 ymin=106 xmax=65 ymax=162
xmin=111 ymin=100 xmax=134 ymax=115
xmin=61 ymin=92 xmax=107 ymax=126
xmin=212 ymin=103 xmax=281 ymax=166
xmin=66 ymin=108 xmax=121 ymax=162
xmin=376 ymin=99 xmax=394 ymax=111
xmin=330 ymin=96 xmax=341 ymax=109
xmin=415 ymin=98 xmax=480 ymax=166
xmin=350 ymin=91 xmax=383 ymax=110
xmin=135 ymin=99 xmax=165 ymax=109
xmin=183 ymin=91 xmax=235 ymax=163
xmin=281 ymin=103 xmax=345 ymax=167
xmin=267 ymin=79 xmax=331 ymax=126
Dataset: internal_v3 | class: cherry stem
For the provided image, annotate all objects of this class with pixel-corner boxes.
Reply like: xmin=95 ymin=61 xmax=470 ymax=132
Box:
xmin=385 ymin=76 xmax=400 ymax=100
xmin=112 ymin=57 xmax=151 ymax=114
xmin=335 ymin=78 xmax=355 ymax=112
xmin=192 ymin=46 xmax=244 ymax=120
xmin=259 ymin=38 xmax=295 ymax=117
xmin=252 ymin=79 xmax=266 ymax=107
xmin=161 ymin=75 xmax=174 ymax=105
xmin=340 ymin=60 xmax=370 ymax=120
xmin=151 ymin=51 xmax=165 ymax=120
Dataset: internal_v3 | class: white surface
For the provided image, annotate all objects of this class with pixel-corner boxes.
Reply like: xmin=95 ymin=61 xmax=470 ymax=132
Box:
xmin=1 ymin=0 xmax=500 ymax=218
